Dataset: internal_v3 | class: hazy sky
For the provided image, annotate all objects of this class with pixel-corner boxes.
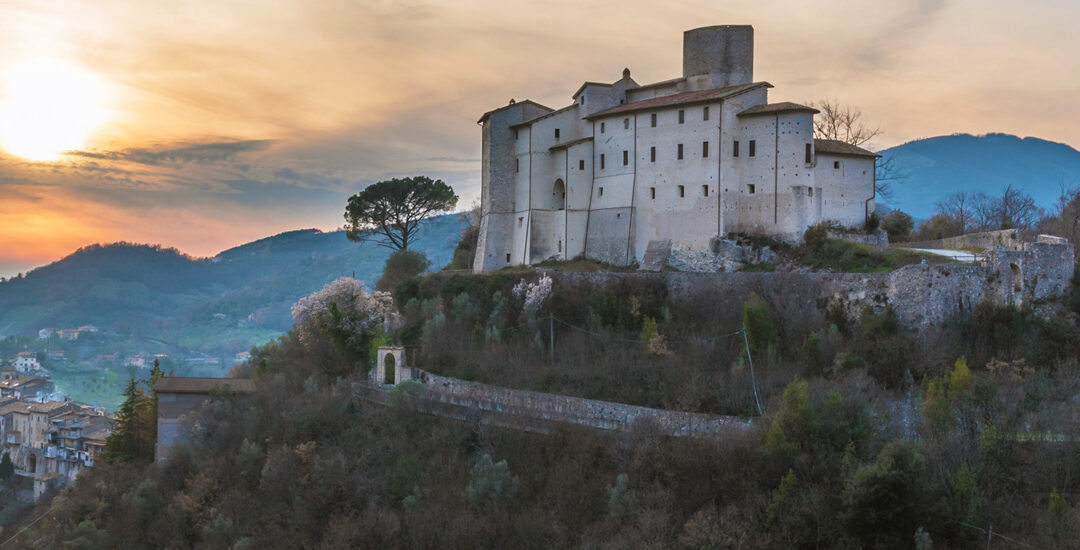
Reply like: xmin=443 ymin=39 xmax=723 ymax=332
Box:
xmin=0 ymin=0 xmax=1078 ymax=277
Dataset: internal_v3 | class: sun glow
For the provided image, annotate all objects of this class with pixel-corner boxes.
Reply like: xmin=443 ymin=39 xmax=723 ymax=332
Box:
xmin=0 ymin=59 xmax=110 ymax=161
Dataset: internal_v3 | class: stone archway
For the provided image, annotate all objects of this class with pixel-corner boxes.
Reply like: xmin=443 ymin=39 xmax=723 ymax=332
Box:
xmin=375 ymin=346 xmax=406 ymax=385
xmin=553 ymin=179 xmax=566 ymax=210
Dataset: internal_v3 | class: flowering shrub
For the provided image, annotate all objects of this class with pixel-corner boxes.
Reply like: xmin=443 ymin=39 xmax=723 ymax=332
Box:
xmin=512 ymin=274 xmax=553 ymax=314
xmin=291 ymin=278 xmax=394 ymax=371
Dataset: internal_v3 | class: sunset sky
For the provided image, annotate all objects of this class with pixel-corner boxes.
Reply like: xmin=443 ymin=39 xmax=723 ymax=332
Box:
xmin=1 ymin=0 xmax=1078 ymax=277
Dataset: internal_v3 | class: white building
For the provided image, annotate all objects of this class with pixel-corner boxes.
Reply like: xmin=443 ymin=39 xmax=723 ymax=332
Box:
xmin=13 ymin=352 xmax=42 ymax=375
xmin=474 ymin=25 xmax=878 ymax=271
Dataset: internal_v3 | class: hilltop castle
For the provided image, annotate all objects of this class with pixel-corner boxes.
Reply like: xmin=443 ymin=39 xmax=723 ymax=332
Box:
xmin=473 ymin=25 xmax=878 ymax=272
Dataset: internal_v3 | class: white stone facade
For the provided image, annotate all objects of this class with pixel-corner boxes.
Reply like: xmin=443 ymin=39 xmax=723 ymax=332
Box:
xmin=475 ymin=25 xmax=878 ymax=272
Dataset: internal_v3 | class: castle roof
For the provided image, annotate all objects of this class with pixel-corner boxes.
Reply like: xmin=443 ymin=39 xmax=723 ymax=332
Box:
xmin=813 ymin=139 xmax=879 ymax=158
xmin=477 ymin=99 xmax=554 ymax=124
xmin=736 ymin=102 xmax=819 ymax=117
xmin=585 ymin=81 xmax=772 ymax=119
xmin=510 ymin=103 xmax=579 ymax=129
xmin=549 ymin=137 xmax=594 ymax=151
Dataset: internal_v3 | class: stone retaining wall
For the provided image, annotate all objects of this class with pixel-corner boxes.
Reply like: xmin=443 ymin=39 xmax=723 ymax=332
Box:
xmin=363 ymin=367 xmax=751 ymax=439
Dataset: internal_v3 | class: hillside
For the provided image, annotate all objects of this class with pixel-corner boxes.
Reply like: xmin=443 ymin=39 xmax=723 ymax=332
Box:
xmin=880 ymin=133 xmax=1080 ymax=219
xmin=0 ymin=214 xmax=466 ymax=349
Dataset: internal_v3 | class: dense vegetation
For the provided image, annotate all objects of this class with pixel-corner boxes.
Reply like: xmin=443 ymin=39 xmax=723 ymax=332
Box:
xmin=11 ymin=263 xmax=1080 ymax=548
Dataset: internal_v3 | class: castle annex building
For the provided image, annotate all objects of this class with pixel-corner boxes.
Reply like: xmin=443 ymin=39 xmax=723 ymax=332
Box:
xmin=474 ymin=25 xmax=878 ymax=272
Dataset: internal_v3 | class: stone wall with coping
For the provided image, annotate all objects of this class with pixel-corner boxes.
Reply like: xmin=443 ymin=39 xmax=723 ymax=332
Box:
xmin=364 ymin=367 xmax=750 ymax=439
xmin=901 ymin=229 xmax=1022 ymax=252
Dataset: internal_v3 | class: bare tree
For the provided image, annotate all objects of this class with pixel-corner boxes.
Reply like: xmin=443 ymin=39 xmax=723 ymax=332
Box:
xmin=811 ymin=99 xmax=881 ymax=147
xmin=935 ymin=191 xmax=979 ymax=234
xmin=810 ymin=99 xmax=900 ymax=200
xmin=973 ymin=185 xmax=1041 ymax=231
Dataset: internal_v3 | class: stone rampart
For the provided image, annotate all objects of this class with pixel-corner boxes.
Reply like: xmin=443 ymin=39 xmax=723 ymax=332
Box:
xmin=362 ymin=367 xmax=750 ymax=438
xmin=901 ymin=229 xmax=1022 ymax=252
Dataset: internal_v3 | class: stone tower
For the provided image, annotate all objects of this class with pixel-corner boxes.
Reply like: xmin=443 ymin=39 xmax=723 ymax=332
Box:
xmin=682 ymin=25 xmax=754 ymax=90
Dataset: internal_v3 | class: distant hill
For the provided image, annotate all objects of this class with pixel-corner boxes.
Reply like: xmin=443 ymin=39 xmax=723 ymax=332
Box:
xmin=0 ymin=214 xmax=466 ymax=349
xmin=880 ymin=133 xmax=1080 ymax=219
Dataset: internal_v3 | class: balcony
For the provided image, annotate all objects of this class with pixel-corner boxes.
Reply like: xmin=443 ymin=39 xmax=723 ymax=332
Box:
xmin=44 ymin=446 xmax=57 ymax=458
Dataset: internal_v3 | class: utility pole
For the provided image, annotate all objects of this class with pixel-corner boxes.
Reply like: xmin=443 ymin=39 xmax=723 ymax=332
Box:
xmin=742 ymin=324 xmax=763 ymax=416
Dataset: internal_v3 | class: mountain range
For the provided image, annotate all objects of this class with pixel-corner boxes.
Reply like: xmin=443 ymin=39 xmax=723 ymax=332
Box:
xmin=879 ymin=133 xmax=1080 ymax=219
xmin=0 ymin=214 xmax=466 ymax=353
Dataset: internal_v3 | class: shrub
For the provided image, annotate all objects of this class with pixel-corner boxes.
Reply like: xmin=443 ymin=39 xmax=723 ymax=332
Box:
xmin=377 ymin=249 xmax=431 ymax=292
xmin=464 ymin=453 xmax=520 ymax=512
xmin=881 ymin=210 xmax=913 ymax=241
xmin=843 ymin=441 xmax=928 ymax=546
xmin=864 ymin=210 xmax=881 ymax=233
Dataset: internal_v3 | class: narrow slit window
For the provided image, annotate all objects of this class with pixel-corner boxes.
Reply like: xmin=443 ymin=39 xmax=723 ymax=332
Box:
xmin=506 ymin=253 xmax=511 ymax=263
xmin=623 ymin=118 xmax=629 ymax=130
xmin=600 ymin=122 xmax=605 ymax=134
xmin=650 ymin=187 xmax=656 ymax=199
xmin=733 ymin=140 xmax=740 ymax=157
xmin=678 ymin=110 xmax=685 ymax=124
xmin=650 ymin=146 xmax=656 ymax=162
xmin=599 ymin=187 xmax=604 ymax=196
xmin=702 ymin=141 xmax=709 ymax=158
xmin=749 ymin=140 xmax=756 ymax=157
xmin=702 ymin=185 xmax=709 ymax=197
xmin=650 ymin=113 xmax=657 ymax=127
xmin=515 ymin=158 xmax=519 ymax=173
xmin=678 ymin=185 xmax=685 ymax=197
xmin=677 ymin=143 xmax=684 ymax=160
xmin=703 ymin=106 xmax=710 ymax=121
xmin=600 ymin=154 xmax=605 ymax=169
xmin=808 ymin=187 xmax=814 ymax=197
xmin=579 ymin=159 xmax=585 ymax=170
xmin=555 ymin=128 xmax=560 ymax=139
xmin=623 ymin=150 xmax=628 ymax=166
xmin=805 ymin=143 xmax=812 ymax=164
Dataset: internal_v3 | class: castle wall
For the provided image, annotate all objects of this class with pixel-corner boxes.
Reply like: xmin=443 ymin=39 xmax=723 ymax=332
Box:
xmin=816 ymin=153 xmax=875 ymax=226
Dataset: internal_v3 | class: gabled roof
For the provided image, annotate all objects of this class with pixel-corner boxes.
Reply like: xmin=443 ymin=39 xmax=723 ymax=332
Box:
xmin=477 ymin=99 xmax=554 ymax=124
xmin=510 ymin=103 xmax=578 ymax=128
xmin=813 ymin=139 xmax=880 ymax=158
xmin=153 ymin=377 xmax=256 ymax=395
xmin=737 ymin=102 xmax=819 ymax=117
xmin=585 ymin=82 xmax=772 ymax=119
xmin=571 ymin=81 xmax=613 ymax=99
xmin=629 ymin=76 xmax=686 ymax=92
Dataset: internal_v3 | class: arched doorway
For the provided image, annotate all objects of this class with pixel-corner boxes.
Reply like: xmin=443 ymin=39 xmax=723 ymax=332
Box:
xmin=553 ymin=179 xmax=566 ymax=210
xmin=1010 ymin=263 xmax=1022 ymax=292
xmin=385 ymin=354 xmax=396 ymax=385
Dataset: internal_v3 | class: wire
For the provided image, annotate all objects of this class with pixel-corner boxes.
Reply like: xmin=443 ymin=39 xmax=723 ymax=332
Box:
xmin=0 ymin=499 xmax=58 ymax=548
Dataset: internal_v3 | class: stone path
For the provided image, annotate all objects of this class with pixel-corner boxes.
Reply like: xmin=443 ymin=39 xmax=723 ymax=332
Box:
xmin=907 ymin=248 xmax=986 ymax=263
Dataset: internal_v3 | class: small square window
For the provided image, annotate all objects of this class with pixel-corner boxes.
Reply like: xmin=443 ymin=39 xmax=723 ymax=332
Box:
xmin=650 ymin=187 xmax=656 ymax=199
xmin=599 ymin=187 xmax=604 ymax=196
xmin=748 ymin=184 xmax=756 ymax=194
xmin=702 ymin=141 xmax=709 ymax=158
xmin=555 ymin=128 xmax=560 ymax=139
xmin=600 ymin=122 xmax=605 ymax=134
xmin=623 ymin=118 xmax=629 ymax=130
xmin=650 ymin=113 xmax=657 ymax=127
xmin=623 ymin=150 xmax=628 ymax=166
xmin=702 ymin=185 xmax=709 ymax=197
xmin=834 ymin=161 xmax=840 ymax=169
xmin=733 ymin=140 xmax=740 ymax=157
xmin=703 ymin=106 xmax=710 ymax=121
xmin=678 ymin=110 xmax=685 ymax=124
xmin=650 ymin=146 xmax=656 ymax=162
xmin=600 ymin=154 xmax=605 ymax=169
xmin=678 ymin=185 xmax=685 ymax=198
xmin=579 ymin=159 xmax=585 ymax=170
xmin=677 ymin=144 xmax=684 ymax=160
xmin=749 ymin=140 xmax=756 ymax=157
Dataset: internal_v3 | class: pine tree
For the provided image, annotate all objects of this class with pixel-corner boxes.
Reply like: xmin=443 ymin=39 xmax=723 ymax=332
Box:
xmin=104 ymin=375 xmax=146 ymax=462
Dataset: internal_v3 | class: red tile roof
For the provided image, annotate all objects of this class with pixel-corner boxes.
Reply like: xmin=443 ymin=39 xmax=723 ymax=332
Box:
xmin=737 ymin=102 xmax=819 ymax=117
xmin=585 ymin=81 xmax=772 ymax=119
xmin=813 ymin=139 xmax=879 ymax=158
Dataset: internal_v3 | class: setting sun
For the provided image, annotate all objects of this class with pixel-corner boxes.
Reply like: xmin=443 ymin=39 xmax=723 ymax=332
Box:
xmin=0 ymin=59 xmax=109 ymax=161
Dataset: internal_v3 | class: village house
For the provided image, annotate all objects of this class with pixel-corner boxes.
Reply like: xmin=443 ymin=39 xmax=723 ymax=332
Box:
xmin=154 ymin=377 xmax=255 ymax=464
xmin=474 ymin=25 xmax=877 ymax=271
xmin=12 ymin=351 xmax=43 ymax=375
xmin=0 ymin=376 xmax=54 ymax=401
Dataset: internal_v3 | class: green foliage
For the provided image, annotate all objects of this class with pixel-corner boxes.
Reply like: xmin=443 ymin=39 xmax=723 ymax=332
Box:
xmin=376 ymin=249 xmax=431 ymax=292
xmin=881 ymin=210 xmax=914 ymax=242
xmin=803 ymin=223 xmax=830 ymax=250
xmin=446 ymin=224 xmax=479 ymax=270
xmin=344 ymin=176 xmax=459 ymax=250
xmin=1048 ymin=489 xmax=1070 ymax=540
xmin=801 ymin=331 xmax=825 ymax=376
xmin=948 ymin=356 xmax=973 ymax=400
xmin=387 ymin=379 xmax=426 ymax=408
xmin=464 ymin=453 xmax=519 ymax=512
xmin=864 ymin=210 xmax=881 ymax=233
xmin=766 ymin=469 xmax=816 ymax=547
xmin=607 ymin=473 xmax=637 ymax=518
xmin=922 ymin=378 xmax=951 ymax=433
xmin=0 ymin=452 xmax=12 ymax=479
xmin=843 ymin=441 xmax=928 ymax=547
xmin=742 ymin=297 xmax=777 ymax=356
xmin=795 ymin=238 xmax=953 ymax=273
xmin=62 ymin=520 xmax=113 ymax=550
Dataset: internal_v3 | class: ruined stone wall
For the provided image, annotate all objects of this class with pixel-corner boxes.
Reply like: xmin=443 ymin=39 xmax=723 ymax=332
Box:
xmin=363 ymin=368 xmax=750 ymax=439
xmin=902 ymin=229 xmax=1023 ymax=251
